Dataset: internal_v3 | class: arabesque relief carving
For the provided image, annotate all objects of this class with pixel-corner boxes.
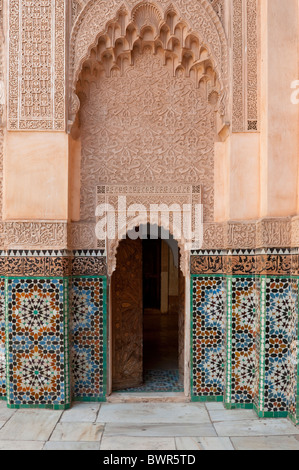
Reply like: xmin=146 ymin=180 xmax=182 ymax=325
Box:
xmin=69 ymin=0 xmax=229 ymax=128
xmin=8 ymin=0 xmax=65 ymax=130
xmin=76 ymin=5 xmax=222 ymax=224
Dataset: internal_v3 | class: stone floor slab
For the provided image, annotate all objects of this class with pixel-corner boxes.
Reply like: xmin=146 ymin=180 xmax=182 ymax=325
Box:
xmin=60 ymin=402 xmax=101 ymax=423
xmin=100 ymin=435 xmax=176 ymax=450
xmin=204 ymin=403 xmax=225 ymax=411
xmin=209 ymin=409 xmax=258 ymax=422
xmin=198 ymin=437 xmax=234 ymax=450
xmin=0 ymin=402 xmax=16 ymax=422
xmin=104 ymin=423 xmax=217 ymax=437
xmin=231 ymin=436 xmax=299 ymax=450
xmin=0 ymin=440 xmax=45 ymax=450
xmin=50 ymin=422 xmax=104 ymax=442
xmin=43 ymin=441 xmax=101 ymax=450
xmin=0 ymin=409 xmax=62 ymax=441
xmin=214 ymin=419 xmax=299 ymax=437
xmin=175 ymin=437 xmax=201 ymax=450
xmin=97 ymin=403 xmax=210 ymax=424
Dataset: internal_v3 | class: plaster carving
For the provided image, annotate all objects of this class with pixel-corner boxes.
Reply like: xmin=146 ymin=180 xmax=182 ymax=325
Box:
xmin=232 ymin=0 xmax=259 ymax=132
xmin=69 ymin=0 xmax=229 ymax=128
xmin=8 ymin=0 xmax=65 ymax=130
xmin=256 ymin=218 xmax=292 ymax=249
xmin=225 ymin=221 xmax=256 ymax=250
xmin=96 ymin=184 xmax=200 ymax=276
xmin=68 ymin=222 xmax=97 ymax=250
xmin=4 ymin=222 xmax=68 ymax=250
xmin=79 ymin=43 xmax=218 ymax=224
xmin=291 ymin=216 xmax=299 ymax=248
xmin=107 ymin=215 xmax=190 ymax=278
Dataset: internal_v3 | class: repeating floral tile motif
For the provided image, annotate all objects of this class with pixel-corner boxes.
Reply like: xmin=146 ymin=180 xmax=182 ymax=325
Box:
xmin=0 ymin=278 xmax=5 ymax=398
xmin=71 ymin=277 xmax=106 ymax=400
xmin=264 ymin=278 xmax=292 ymax=413
xmin=230 ymin=277 xmax=256 ymax=405
xmin=192 ymin=276 xmax=225 ymax=398
xmin=6 ymin=278 xmax=70 ymax=407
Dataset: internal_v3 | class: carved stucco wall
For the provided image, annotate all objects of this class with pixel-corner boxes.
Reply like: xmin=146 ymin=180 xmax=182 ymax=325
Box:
xmin=2 ymin=0 xmax=296 ymax=252
xmin=69 ymin=0 xmax=229 ymax=128
xmin=232 ymin=0 xmax=259 ymax=132
xmin=7 ymin=0 xmax=65 ymax=131
xmin=79 ymin=48 xmax=216 ymax=223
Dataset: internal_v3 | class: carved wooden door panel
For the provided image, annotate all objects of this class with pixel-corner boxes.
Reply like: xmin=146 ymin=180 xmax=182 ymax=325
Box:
xmin=111 ymin=238 xmax=143 ymax=391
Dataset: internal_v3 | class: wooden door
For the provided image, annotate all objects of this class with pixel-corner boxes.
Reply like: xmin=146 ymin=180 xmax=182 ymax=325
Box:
xmin=111 ymin=238 xmax=143 ymax=391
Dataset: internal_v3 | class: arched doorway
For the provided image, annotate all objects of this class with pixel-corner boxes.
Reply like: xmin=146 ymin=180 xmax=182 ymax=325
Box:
xmin=110 ymin=225 xmax=185 ymax=394
xmin=68 ymin=0 xmax=228 ymax=402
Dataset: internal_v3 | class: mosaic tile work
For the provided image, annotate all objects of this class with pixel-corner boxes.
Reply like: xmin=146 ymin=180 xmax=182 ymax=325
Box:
xmin=227 ymin=277 xmax=256 ymax=407
xmin=191 ymin=276 xmax=225 ymax=400
xmin=259 ymin=277 xmax=292 ymax=415
xmin=288 ymin=278 xmax=299 ymax=423
xmin=71 ymin=277 xmax=107 ymax=401
xmin=0 ymin=278 xmax=5 ymax=399
xmin=118 ymin=369 xmax=184 ymax=393
xmin=253 ymin=276 xmax=261 ymax=412
xmin=5 ymin=278 xmax=70 ymax=408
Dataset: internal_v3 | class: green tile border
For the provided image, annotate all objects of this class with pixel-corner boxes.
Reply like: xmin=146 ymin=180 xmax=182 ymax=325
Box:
xmin=7 ymin=403 xmax=71 ymax=410
xmin=191 ymin=395 xmax=224 ymax=403
xmin=225 ymin=403 xmax=254 ymax=410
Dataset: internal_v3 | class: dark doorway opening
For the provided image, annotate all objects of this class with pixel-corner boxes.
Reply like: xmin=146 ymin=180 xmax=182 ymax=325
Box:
xmin=111 ymin=228 xmax=185 ymax=393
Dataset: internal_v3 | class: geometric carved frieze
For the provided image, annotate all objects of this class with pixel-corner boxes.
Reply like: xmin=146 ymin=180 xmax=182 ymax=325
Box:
xmin=8 ymin=0 xmax=65 ymax=131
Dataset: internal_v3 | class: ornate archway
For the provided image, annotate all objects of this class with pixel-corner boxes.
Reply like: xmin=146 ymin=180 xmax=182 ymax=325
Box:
xmin=69 ymin=0 xmax=229 ymax=401
xmin=69 ymin=0 xmax=229 ymax=131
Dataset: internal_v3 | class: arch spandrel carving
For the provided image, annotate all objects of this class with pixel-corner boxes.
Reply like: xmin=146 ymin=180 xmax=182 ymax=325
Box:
xmin=69 ymin=0 xmax=229 ymax=130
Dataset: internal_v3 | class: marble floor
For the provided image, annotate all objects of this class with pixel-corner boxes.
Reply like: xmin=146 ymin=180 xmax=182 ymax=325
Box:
xmin=0 ymin=400 xmax=299 ymax=450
